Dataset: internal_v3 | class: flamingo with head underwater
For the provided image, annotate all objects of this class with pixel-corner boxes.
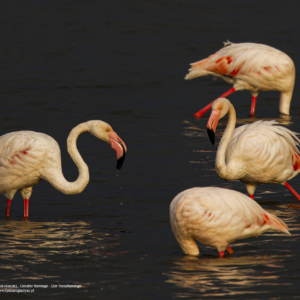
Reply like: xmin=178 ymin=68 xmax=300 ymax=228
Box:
xmin=0 ymin=120 xmax=127 ymax=220
xmin=185 ymin=41 xmax=295 ymax=117
xmin=206 ymin=98 xmax=300 ymax=200
xmin=170 ymin=186 xmax=290 ymax=256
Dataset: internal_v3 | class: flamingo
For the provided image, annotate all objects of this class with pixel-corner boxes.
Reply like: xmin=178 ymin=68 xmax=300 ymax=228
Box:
xmin=206 ymin=98 xmax=300 ymax=200
xmin=170 ymin=187 xmax=290 ymax=256
xmin=0 ymin=120 xmax=127 ymax=220
xmin=185 ymin=41 xmax=295 ymax=117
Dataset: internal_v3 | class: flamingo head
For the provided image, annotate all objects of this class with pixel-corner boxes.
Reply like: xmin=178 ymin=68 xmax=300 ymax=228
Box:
xmin=206 ymin=98 xmax=231 ymax=145
xmin=88 ymin=121 xmax=127 ymax=170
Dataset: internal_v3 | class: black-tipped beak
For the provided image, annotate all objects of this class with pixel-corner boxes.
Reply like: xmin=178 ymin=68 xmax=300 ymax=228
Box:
xmin=116 ymin=142 xmax=126 ymax=170
xmin=207 ymin=128 xmax=215 ymax=145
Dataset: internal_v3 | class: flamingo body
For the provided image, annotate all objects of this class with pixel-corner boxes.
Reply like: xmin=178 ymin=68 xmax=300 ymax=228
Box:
xmin=206 ymin=98 xmax=300 ymax=198
xmin=185 ymin=42 xmax=295 ymax=116
xmin=227 ymin=121 xmax=300 ymax=185
xmin=170 ymin=187 xmax=290 ymax=256
xmin=0 ymin=120 xmax=127 ymax=219
xmin=0 ymin=131 xmax=58 ymax=195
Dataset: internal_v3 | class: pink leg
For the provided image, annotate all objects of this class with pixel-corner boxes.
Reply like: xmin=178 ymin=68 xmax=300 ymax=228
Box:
xmin=285 ymin=182 xmax=300 ymax=200
xmin=249 ymin=194 xmax=254 ymax=200
xmin=226 ymin=246 xmax=234 ymax=255
xmin=250 ymin=96 xmax=257 ymax=116
xmin=23 ymin=199 xmax=29 ymax=220
xmin=219 ymin=251 xmax=224 ymax=257
xmin=194 ymin=87 xmax=236 ymax=118
xmin=5 ymin=199 xmax=11 ymax=218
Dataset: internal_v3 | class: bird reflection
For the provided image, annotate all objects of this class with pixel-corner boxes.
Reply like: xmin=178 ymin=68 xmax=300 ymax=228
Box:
xmin=236 ymin=114 xmax=292 ymax=126
xmin=166 ymin=254 xmax=289 ymax=298
xmin=0 ymin=221 xmax=123 ymax=273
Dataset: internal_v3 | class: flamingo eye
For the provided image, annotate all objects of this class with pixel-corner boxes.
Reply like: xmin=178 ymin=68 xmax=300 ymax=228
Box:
xmin=219 ymin=106 xmax=223 ymax=110
xmin=106 ymin=128 xmax=111 ymax=132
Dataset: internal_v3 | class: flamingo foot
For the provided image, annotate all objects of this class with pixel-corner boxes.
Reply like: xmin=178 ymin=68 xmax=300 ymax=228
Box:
xmin=194 ymin=87 xmax=236 ymax=118
xmin=249 ymin=194 xmax=255 ymax=200
xmin=250 ymin=96 xmax=257 ymax=116
xmin=23 ymin=199 xmax=29 ymax=219
xmin=285 ymin=182 xmax=300 ymax=200
xmin=219 ymin=251 xmax=224 ymax=257
xmin=226 ymin=246 xmax=234 ymax=255
xmin=5 ymin=199 xmax=12 ymax=217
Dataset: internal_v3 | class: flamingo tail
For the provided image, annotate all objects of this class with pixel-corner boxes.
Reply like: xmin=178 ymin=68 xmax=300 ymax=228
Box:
xmin=265 ymin=213 xmax=290 ymax=235
xmin=185 ymin=57 xmax=213 ymax=80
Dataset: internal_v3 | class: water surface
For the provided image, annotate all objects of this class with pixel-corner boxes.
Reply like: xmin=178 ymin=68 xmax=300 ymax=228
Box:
xmin=0 ymin=0 xmax=300 ymax=299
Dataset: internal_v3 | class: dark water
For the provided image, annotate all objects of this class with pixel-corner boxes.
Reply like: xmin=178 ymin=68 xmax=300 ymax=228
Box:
xmin=0 ymin=1 xmax=300 ymax=299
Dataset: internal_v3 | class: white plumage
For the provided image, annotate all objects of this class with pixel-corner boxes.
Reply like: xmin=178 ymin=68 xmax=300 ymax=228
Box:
xmin=206 ymin=98 xmax=300 ymax=199
xmin=170 ymin=187 xmax=290 ymax=256
xmin=0 ymin=120 xmax=127 ymax=220
xmin=185 ymin=42 xmax=295 ymax=117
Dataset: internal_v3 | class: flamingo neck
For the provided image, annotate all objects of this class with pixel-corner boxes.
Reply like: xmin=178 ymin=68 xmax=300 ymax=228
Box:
xmin=177 ymin=238 xmax=199 ymax=256
xmin=279 ymin=91 xmax=293 ymax=115
xmin=47 ymin=122 xmax=90 ymax=195
xmin=216 ymin=104 xmax=236 ymax=179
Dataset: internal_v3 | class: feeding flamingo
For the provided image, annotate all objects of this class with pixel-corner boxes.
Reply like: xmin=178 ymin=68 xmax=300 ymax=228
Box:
xmin=170 ymin=187 xmax=290 ymax=256
xmin=0 ymin=120 xmax=127 ymax=220
xmin=206 ymin=98 xmax=300 ymax=200
xmin=185 ymin=41 xmax=295 ymax=117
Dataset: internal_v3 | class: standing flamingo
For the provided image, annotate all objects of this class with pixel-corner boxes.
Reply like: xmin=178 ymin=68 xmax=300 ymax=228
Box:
xmin=170 ymin=187 xmax=290 ymax=256
xmin=0 ymin=120 xmax=127 ymax=220
xmin=206 ymin=98 xmax=300 ymax=200
xmin=185 ymin=41 xmax=295 ymax=117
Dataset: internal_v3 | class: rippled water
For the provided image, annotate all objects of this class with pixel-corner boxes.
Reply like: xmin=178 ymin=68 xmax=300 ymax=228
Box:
xmin=0 ymin=0 xmax=300 ymax=299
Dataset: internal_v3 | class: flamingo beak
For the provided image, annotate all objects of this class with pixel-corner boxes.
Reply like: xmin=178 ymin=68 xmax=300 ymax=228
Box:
xmin=207 ymin=110 xmax=221 ymax=145
xmin=109 ymin=131 xmax=127 ymax=170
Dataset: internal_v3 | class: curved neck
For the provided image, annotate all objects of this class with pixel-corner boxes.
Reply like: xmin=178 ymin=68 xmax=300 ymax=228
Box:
xmin=216 ymin=104 xmax=236 ymax=179
xmin=48 ymin=122 xmax=90 ymax=195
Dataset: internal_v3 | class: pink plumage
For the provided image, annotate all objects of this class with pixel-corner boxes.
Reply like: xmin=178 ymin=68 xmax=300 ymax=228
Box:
xmin=170 ymin=187 xmax=290 ymax=256
xmin=185 ymin=42 xmax=295 ymax=117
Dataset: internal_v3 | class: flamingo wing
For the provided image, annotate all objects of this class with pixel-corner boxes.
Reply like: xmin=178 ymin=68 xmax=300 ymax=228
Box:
xmin=0 ymin=131 xmax=60 ymax=192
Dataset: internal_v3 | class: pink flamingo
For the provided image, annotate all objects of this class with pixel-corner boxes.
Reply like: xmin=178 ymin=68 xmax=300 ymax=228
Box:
xmin=185 ymin=42 xmax=295 ymax=117
xmin=207 ymin=98 xmax=300 ymax=200
xmin=170 ymin=187 xmax=290 ymax=256
xmin=0 ymin=120 xmax=127 ymax=220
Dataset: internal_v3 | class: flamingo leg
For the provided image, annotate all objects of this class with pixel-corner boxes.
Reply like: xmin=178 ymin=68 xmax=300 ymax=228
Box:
xmin=249 ymin=194 xmax=255 ymax=200
xmin=5 ymin=199 xmax=12 ymax=218
xmin=219 ymin=251 xmax=224 ymax=257
xmin=285 ymin=182 xmax=300 ymax=200
xmin=194 ymin=87 xmax=236 ymax=118
xmin=23 ymin=199 xmax=29 ymax=220
xmin=250 ymin=96 xmax=257 ymax=116
xmin=226 ymin=246 xmax=234 ymax=255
